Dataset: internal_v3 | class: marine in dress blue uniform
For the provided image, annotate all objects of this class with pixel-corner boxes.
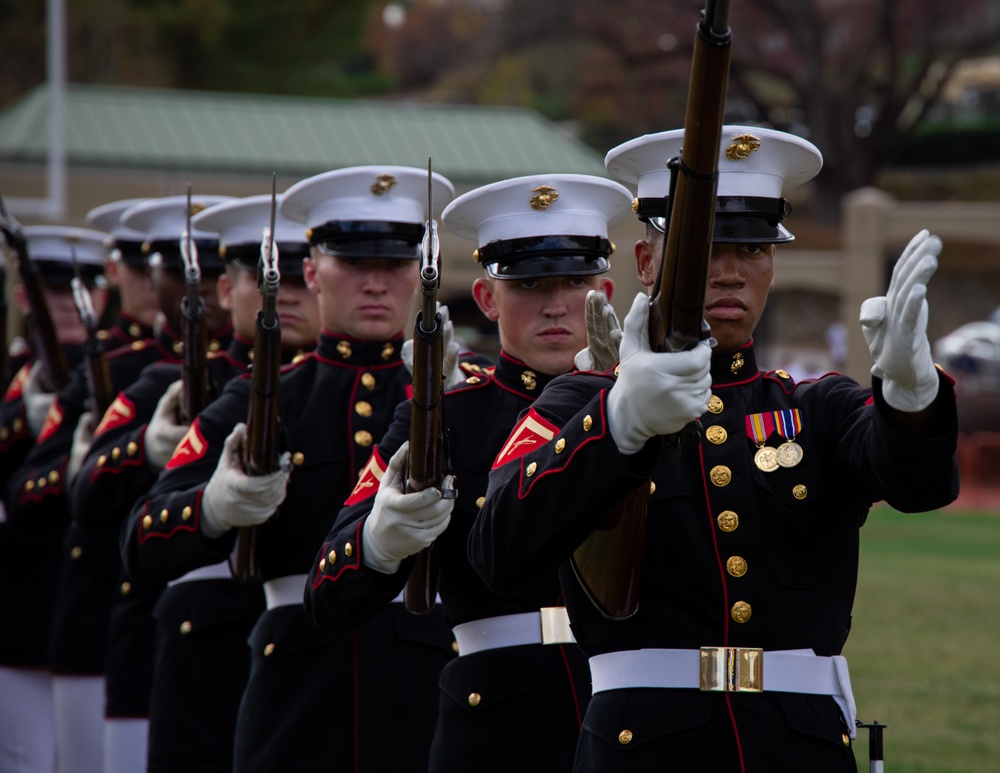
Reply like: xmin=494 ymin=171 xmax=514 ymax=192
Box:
xmin=469 ymin=127 xmax=961 ymax=772
xmin=66 ymin=194 xmax=234 ymax=773
xmin=305 ymin=174 xmax=633 ymax=772
xmin=121 ymin=167 xmax=460 ymax=772
xmin=129 ymin=193 xmax=319 ymax=773
xmin=0 ymin=226 xmax=107 ymax=773
xmin=3 ymin=207 xmax=163 ymax=773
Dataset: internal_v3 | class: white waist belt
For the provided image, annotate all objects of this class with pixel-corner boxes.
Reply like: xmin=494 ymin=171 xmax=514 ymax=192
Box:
xmin=167 ymin=561 xmax=232 ymax=586
xmin=264 ymin=577 xmax=430 ymax=609
xmin=264 ymin=574 xmax=309 ymax=609
xmin=589 ymin=647 xmax=857 ymax=739
xmin=453 ymin=607 xmax=576 ymax=657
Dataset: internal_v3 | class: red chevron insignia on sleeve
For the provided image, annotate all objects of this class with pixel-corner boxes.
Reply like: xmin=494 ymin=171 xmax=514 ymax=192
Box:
xmin=94 ymin=393 xmax=136 ymax=437
xmin=344 ymin=446 xmax=388 ymax=505
xmin=492 ymin=407 xmax=559 ymax=469
xmin=164 ymin=419 xmax=207 ymax=470
xmin=4 ymin=364 xmax=29 ymax=400
xmin=36 ymin=399 xmax=64 ymax=444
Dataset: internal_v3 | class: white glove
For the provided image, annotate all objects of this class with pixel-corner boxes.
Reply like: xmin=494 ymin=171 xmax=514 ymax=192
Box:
xmin=361 ymin=441 xmax=455 ymax=574
xmin=402 ymin=303 xmax=464 ymax=390
xmin=23 ymin=361 xmax=56 ymax=436
xmin=67 ymin=411 xmax=93 ymax=486
xmin=574 ymin=290 xmax=622 ymax=371
xmin=860 ymin=229 xmax=941 ymax=412
xmin=200 ymin=423 xmax=290 ymax=538
xmin=607 ymin=292 xmax=713 ymax=455
xmin=145 ymin=380 xmax=188 ymax=471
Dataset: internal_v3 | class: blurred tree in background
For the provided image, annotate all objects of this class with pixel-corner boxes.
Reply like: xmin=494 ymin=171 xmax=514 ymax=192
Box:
xmin=2 ymin=0 xmax=999 ymax=221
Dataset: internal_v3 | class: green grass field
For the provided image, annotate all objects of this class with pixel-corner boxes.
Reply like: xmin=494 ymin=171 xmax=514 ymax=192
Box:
xmin=846 ymin=506 xmax=1000 ymax=772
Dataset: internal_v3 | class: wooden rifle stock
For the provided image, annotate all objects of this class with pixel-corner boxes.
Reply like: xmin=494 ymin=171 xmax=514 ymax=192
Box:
xmin=233 ymin=188 xmax=281 ymax=582
xmin=404 ymin=159 xmax=452 ymax=615
xmin=0 ymin=253 xmax=8 ymax=385
xmin=570 ymin=0 xmax=732 ymax=620
xmin=0 ymin=197 xmax=71 ymax=391
xmin=180 ymin=187 xmax=210 ymax=422
xmin=71 ymin=257 xmax=115 ymax=418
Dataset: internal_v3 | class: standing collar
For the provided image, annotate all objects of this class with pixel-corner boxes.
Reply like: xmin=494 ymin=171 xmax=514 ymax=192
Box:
xmin=316 ymin=330 xmax=404 ymax=366
xmin=491 ymin=350 xmax=561 ymax=398
xmin=710 ymin=340 xmax=760 ymax=386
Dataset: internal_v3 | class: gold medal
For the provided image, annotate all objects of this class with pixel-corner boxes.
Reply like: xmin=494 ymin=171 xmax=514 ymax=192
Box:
xmin=776 ymin=440 xmax=803 ymax=468
xmin=754 ymin=445 xmax=779 ymax=472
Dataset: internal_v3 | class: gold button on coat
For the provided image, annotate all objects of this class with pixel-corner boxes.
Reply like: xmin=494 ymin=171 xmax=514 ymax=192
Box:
xmin=709 ymin=466 xmax=732 ymax=487
xmin=344 ymin=543 xmax=353 ymax=558
xmin=328 ymin=549 xmax=337 ymax=565
xmin=468 ymin=692 xmax=481 ymax=707
xmin=705 ymin=425 xmax=727 ymax=444
xmin=525 ymin=462 xmax=537 ymax=477
xmin=717 ymin=511 xmax=739 ymax=532
xmin=292 ymin=452 xmax=305 ymax=466
xmin=354 ymin=430 xmax=373 ymax=447
xmin=726 ymin=556 xmax=748 ymax=577
xmin=361 ymin=373 xmax=375 ymax=389
xmin=355 ymin=401 xmax=373 ymax=417
xmin=618 ymin=729 xmax=633 ymax=745
xmin=318 ymin=558 xmax=326 ymax=572
xmin=120 ymin=582 xmax=132 ymax=596
xmin=475 ymin=496 xmax=485 ymax=509
xmin=182 ymin=506 xmax=192 ymax=520
xmin=707 ymin=395 xmax=724 ymax=414
xmin=142 ymin=515 xmax=153 ymax=529
xmin=264 ymin=643 xmax=275 ymax=656
xmin=127 ymin=441 xmax=138 ymax=456
xmin=583 ymin=415 xmax=593 ymax=431
xmin=180 ymin=621 xmax=192 ymax=635
xmin=160 ymin=509 xmax=169 ymax=523
xmin=70 ymin=546 xmax=83 ymax=560
xmin=48 ymin=471 xmax=60 ymax=484
xmin=793 ymin=484 xmax=808 ymax=500
xmin=554 ymin=438 xmax=566 ymax=453
xmin=731 ymin=601 xmax=752 ymax=623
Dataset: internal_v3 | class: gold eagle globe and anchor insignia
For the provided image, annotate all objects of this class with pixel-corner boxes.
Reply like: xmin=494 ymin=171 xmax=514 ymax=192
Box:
xmin=529 ymin=186 xmax=559 ymax=211
xmin=521 ymin=370 xmax=538 ymax=391
xmin=371 ymin=174 xmax=398 ymax=196
xmin=725 ymin=134 xmax=761 ymax=161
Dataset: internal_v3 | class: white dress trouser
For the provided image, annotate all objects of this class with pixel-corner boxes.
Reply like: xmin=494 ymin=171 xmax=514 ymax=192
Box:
xmin=53 ymin=675 xmax=106 ymax=773
xmin=104 ymin=718 xmax=148 ymax=773
xmin=0 ymin=665 xmax=56 ymax=773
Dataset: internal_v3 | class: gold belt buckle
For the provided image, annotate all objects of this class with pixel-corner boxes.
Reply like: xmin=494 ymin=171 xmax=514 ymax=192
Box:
xmin=539 ymin=607 xmax=575 ymax=645
xmin=699 ymin=647 xmax=764 ymax=692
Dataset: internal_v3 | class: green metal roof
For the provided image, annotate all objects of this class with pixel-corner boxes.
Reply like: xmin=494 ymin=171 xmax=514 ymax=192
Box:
xmin=0 ymin=84 xmax=608 ymax=184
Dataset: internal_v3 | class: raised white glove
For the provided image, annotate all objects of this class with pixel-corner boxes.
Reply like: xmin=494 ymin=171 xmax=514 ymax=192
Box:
xmin=402 ymin=303 xmax=464 ymax=390
xmin=574 ymin=290 xmax=622 ymax=371
xmin=361 ymin=441 xmax=455 ymax=574
xmin=144 ymin=380 xmax=188 ymax=470
xmin=607 ymin=292 xmax=713 ymax=455
xmin=860 ymin=229 xmax=941 ymax=412
xmin=67 ymin=411 xmax=93 ymax=485
xmin=23 ymin=361 xmax=56 ymax=436
xmin=200 ymin=422 xmax=290 ymax=538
